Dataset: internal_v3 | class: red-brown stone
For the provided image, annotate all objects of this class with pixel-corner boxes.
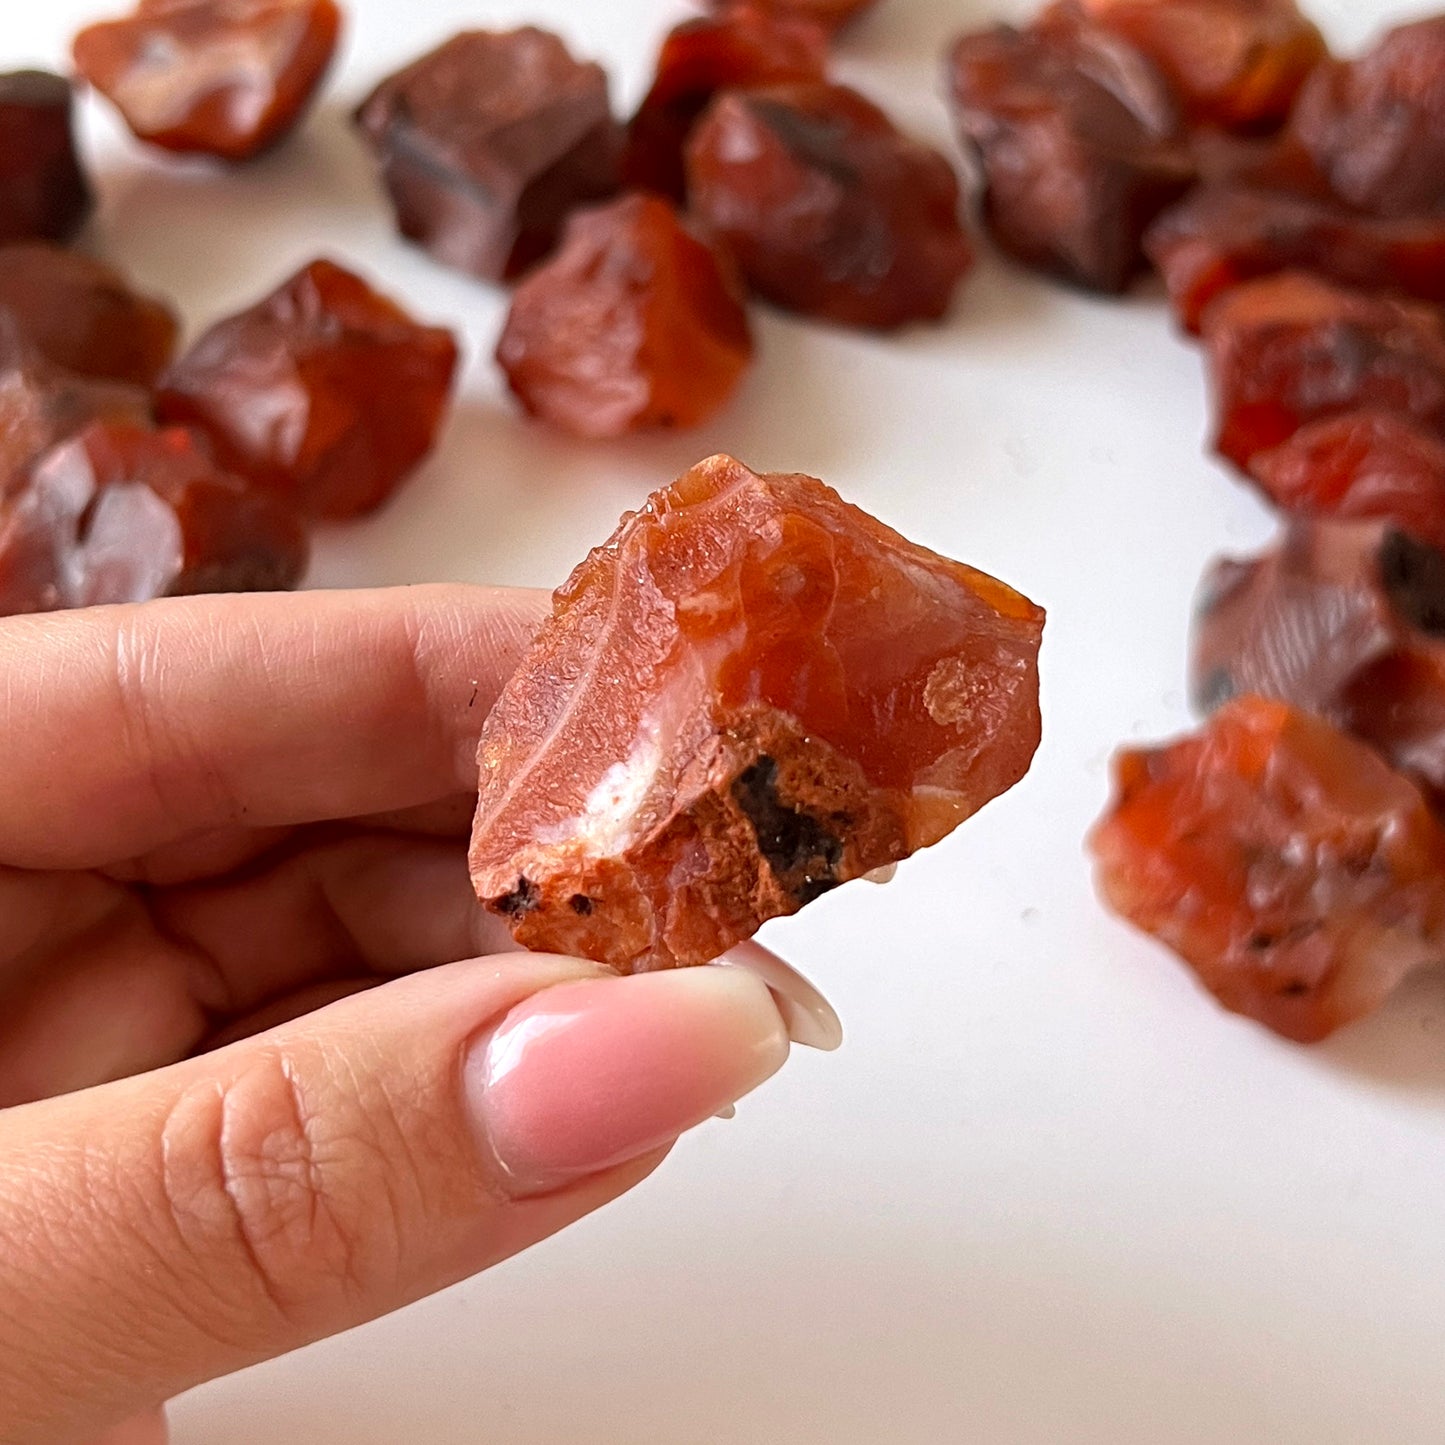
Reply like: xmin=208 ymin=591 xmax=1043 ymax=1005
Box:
xmin=0 ymin=244 xmax=178 ymax=387
xmin=1091 ymin=696 xmax=1445 ymax=1043
xmin=1192 ymin=519 xmax=1445 ymax=804
xmin=1147 ymin=186 xmax=1445 ymax=334
xmin=686 ymin=82 xmax=974 ymax=331
xmin=72 ymin=0 xmax=341 ymax=162
xmin=624 ymin=6 xmax=828 ymax=202
xmin=356 ymin=29 xmax=621 ymax=282
xmin=470 ymin=454 xmax=1045 ymax=972
xmin=496 ymin=195 xmax=753 ymax=440
xmin=1071 ymin=0 xmax=1326 ymax=134
xmin=704 ymin=0 xmax=879 ymax=32
xmin=1248 ymin=413 xmax=1445 ymax=552
xmin=0 ymin=421 xmax=308 ymax=616
xmin=0 ymin=71 xmax=92 ymax=245
xmin=1203 ymin=272 xmax=1445 ymax=469
xmin=946 ymin=14 xmax=1194 ymax=293
xmin=157 ymin=258 xmax=459 ymax=520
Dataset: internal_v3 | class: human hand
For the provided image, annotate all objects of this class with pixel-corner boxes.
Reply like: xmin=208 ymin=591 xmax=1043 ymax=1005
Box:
xmin=0 ymin=587 xmax=819 ymax=1444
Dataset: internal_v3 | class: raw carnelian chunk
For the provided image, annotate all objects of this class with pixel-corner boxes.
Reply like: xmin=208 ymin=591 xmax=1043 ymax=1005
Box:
xmin=704 ymin=0 xmax=879 ymax=32
xmin=0 ymin=326 xmax=149 ymax=499
xmin=1091 ymin=697 xmax=1445 ymax=1043
xmin=624 ymin=6 xmax=828 ymax=202
xmin=0 ymin=421 xmax=307 ymax=616
xmin=1070 ymin=0 xmax=1326 ymax=133
xmin=355 ymin=29 xmax=621 ymax=282
xmin=157 ymin=259 xmax=459 ymax=520
xmin=72 ymin=0 xmax=341 ymax=162
xmin=0 ymin=244 xmax=178 ymax=386
xmin=0 ymin=72 xmax=92 ymax=245
xmin=496 ymin=195 xmax=752 ymax=440
xmin=1192 ymin=520 xmax=1445 ymax=803
xmin=1147 ymin=187 xmax=1445 ymax=334
xmin=470 ymin=454 xmax=1045 ymax=973
xmin=1283 ymin=15 xmax=1445 ymax=219
xmin=946 ymin=13 xmax=1194 ymax=293
xmin=1248 ymin=413 xmax=1445 ymax=552
xmin=686 ymin=82 xmax=974 ymax=331
xmin=1203 ymin=273 xmax=1445 ymax=469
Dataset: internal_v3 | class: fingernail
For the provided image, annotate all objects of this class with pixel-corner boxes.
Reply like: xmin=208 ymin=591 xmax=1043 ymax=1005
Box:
xmin=466 ymin=968 xmax=790 ymax=1196
xmin=718 ymin=941 xmax=844 ymax=1052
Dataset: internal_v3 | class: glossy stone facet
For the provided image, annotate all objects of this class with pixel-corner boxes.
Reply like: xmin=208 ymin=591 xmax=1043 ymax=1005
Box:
xmin=1249 ymin=413 xmax=1445 ymax=552
xmin=1091 ymin=697 xmax=1445 ymax=1043
xmin=1192 ymin=519 xmax=1445 ymax=803
xmin=356 ymin=29 xmax=622 ymax=281
xmin=1073 ymin=0 xmax=1326 ymax=133
xmin=946 ymin=15 xmax=1194 ymax=293
xmin=0 ymin=244 xmax=179 ymax=386
xmin=72 ymin=0 xmax=341 ymax=162
xmin=157 ymin=259 xmax=459 ymax=520
xmin=1203 ymin=272 xmax=1445 ymax=469
xmin=704 ymin=0 xmax=879 ymax=32
xmin=1284 ymin=15 xmax=1445 ymax=219
xmin=0 ymin=71 xmax=92 ymax=245
xmin=496 ymin=195 xmax=753 ymax=440
xmin=623 ymin=6 xmax=828 ymax=202
xmin=0 ymin=421 xmax=307 ymax=616
xmin=470 ymin=454 xmax=1045 ymax=973
xmin=686 ymin=82 xmax=974 ymax=331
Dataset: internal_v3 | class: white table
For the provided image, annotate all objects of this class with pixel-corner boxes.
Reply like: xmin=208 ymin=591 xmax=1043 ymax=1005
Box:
xmin=8 ymin=1 xmax=1444 ymax=1439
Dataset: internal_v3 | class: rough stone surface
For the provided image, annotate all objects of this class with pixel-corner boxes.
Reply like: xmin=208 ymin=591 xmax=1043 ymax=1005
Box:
xmin=72 ymin=0 xmax=341 ymax=162
xmin=470 ymin=454 xmax=1045 ymax=972
xmin=1203 ymin=272 xmax=1445 ymax=469
xmin=356 ymin=28 xmax=621 ymax=281
xmin=623 ymin=6 xmax=828 ymax=201
xmin=0 ymin=71 xmax=92 ymax=245
xmin=496 ymin=195 xmax=753 ymax=440
xmin=157 ymin=258 xmax=459 ymax=519
xmin=1249 ymin=413 xmax=1445 ymax=552
xmin=1091 ymin=696 xmax=1445 ymax=1043
xmin=947 ymin=14 xmax=1194 ymax=293
xmin=1283 ymin=15 xmax=1445 ymax=218
xmin=0 ymin=421 xmax=308 ymax=615
xmin=1192 ymin=518 xmax=1445 ymax=804
xmin=0 ymin=243 xmax=178 ymax=386
xmin=686 ymin=82 xmax=974 ymax=331
xmin=1071 ymin=0 xmax=1326 ymax=133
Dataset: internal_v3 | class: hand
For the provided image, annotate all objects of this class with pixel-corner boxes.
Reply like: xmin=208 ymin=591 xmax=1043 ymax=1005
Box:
xmin=0 ymin=587 xmax=805 ymax=1445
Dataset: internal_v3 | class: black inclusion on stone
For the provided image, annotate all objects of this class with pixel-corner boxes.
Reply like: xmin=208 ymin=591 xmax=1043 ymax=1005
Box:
xmin=569 ymin=894 xmax=594 ymax=915
xmin=732 ymin=755 xmax=844 ymax=905
xmin=1380 ymin=529 xmax=1445 ymax=637
xmin=496 ymin=876 xmax=541 ymax=917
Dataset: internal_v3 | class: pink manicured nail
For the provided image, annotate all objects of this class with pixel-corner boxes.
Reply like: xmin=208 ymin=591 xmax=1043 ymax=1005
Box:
xmin=465 ymin=968 xmax=790 ymax=1196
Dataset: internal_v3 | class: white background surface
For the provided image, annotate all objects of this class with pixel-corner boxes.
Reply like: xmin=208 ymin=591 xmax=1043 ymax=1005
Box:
xmin=7 ymin=0 xmax=1445 ymax=1440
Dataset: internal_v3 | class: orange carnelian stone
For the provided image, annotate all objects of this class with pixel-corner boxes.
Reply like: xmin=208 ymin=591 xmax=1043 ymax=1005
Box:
xmin=947 ymin=14 xmax=1194 ymax=293
xmin=0 ymin=72 xmax=92 ymax=245
xmin=470 ymin=454 xmax=1045 ymax=973
xmin=624 ymin=5 xmax=828 ymax=201
xmin=72 ymin=0 xmax=340 ymax=162
xmin=0 ymin=421 xmax=307 ymax=616
xmin=686 ymin=82 xmax=974 ymax=331
xmin=1147 ymin=186 xmax=1445 ymax=334
xmin=704 ymin=0 xmax=879 ymax=32
xmin=157 ymin=259 xmax=458 ymax=520
xmin=1283 ymin=15 xmax=1445 ymax=219
xmin=1249 ymin=413 xmax=1445 ymax=552
xmin=0 ymin=244 xmax=178 ymax=386
xmin=356 ymin=30 xmax=621 ymax=282
xmin=1203 ymin=273 xmax=1445 ymax=469
xmin=1072 ymin=0 xmax=1326 ymax=134
xmin=1192 ymin=520 xmax=1445 ymax=803
xmin=496 ymin=195 xmax=752 ymax=440
xmin=1092 ymin=697 xmax=1445 ymax=1043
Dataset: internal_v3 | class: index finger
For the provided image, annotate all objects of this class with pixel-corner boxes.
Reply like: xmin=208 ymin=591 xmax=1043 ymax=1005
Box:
xmin=0 ymin=585 xmax=548 ymax=869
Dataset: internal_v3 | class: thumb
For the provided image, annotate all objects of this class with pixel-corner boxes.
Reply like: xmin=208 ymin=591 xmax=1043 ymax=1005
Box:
xmin=0 ymin=955 xmax=791 ymax=1444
